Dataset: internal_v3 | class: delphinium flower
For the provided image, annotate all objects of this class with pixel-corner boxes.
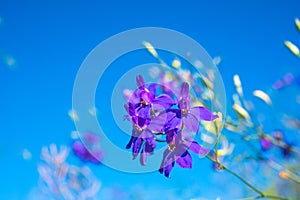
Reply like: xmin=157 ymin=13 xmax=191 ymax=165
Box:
xmin=38 ymin=144 xmax=101 ymax=200
xmin=159 ymin=130 xmax=211 ymax=177
xmin=124 ymin=75 xmax=218 ymax=177
xmin=124 ymin=75 xmax=176 ymax=165
xmin=164 ymin=82 xmax=218 ymax=133
xmin=72 ymin=132 xmax=103 ymax=164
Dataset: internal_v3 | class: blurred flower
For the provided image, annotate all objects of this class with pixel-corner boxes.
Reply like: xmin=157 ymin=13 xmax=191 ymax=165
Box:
xmin=260 ymin=136 xmax=272 ymax=151
xmin=68 ymin=109 xmax=79 ymax=122
xmin=272 ymin=73 xmax=294 ymax=90
xmin=41 ymin=144 xmax=69 ymax=166
xmin=212 ymin=56 xmax=222 ymax=66
xmin=172 ymin=58 xmax=181 ymax=68
xmin=22 ymin=148 xmax=32 ymax=160
xmin=88 ymin=107 xmax=98 ymax=116
xmin=72 ymin=132 xmax=103 ymax=164
xmin=38 ymin=144 xmax=101 ymax=199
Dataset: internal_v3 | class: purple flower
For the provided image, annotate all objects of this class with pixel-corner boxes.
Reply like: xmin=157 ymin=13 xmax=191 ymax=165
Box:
xmin=260 ymin=136 xmax=272 ymax=151
xmin=125 ymin=105 xmax=167 ymax=165
xmin=72 ymin=141 xmax=103 ymax=164
xmin=127 ymin=75 xmax=176 ymax=111
xmin=72 ymin=132 xmax=103 ymax=164
xmin=163 ymin=82 xmax=218 ymax=133
xmin=159 ymin=130 xmax=210 ymax=177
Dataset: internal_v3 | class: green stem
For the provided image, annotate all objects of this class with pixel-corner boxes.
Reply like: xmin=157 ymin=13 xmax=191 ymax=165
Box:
xmin=206 ymin=155 xmax=288 ymax=200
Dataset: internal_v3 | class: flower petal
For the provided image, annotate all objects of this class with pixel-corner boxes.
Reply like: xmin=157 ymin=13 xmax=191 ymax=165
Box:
xmin=147 ymin=84 xmax=157 ymax=97
xmin=188 ymin=141 xmax=211 ymax=156
xmin=153 ymin=94 xmax=176 ymax=107
xmin=126 ymin=136 xmax=136 ymax=149
xmin=164 ymin=161 xmax=175 ymax=178
xmin=136 ymin=75 xmax=145 ymax=88
xmin=140 ymin=145 xmax=147 ymax=166
xmin=145 ymin=139 xmax=155 ymax=154
xmin=132 ymin=138 xmax=143 ymax=159
xmin=147 ymin=111 xmax=168 ymax=132
xmin=190 ymin=106 xmax=218 ymax=121
xmin=176 ymin=151 xmax=192 ymax=168
xmin=180 ymin=82 xmax=189 ymax=98
xmin=183 ymin=114 xmax=199 ymax=133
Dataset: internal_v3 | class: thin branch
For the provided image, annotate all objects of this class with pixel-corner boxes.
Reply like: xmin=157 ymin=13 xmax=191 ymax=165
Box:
xmin=206 ymin=155 xmax=288 ymax=200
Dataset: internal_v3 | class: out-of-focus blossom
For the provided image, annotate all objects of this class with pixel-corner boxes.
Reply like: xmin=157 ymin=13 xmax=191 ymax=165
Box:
xmin=22 ymin=148 xmax=32 ymax=160
xmin=70 ymin=131 xmax=79 ymax=140
xmin=41 ymin=144 xmax=69 ymax=166
xmin=0 ymin=52 xmax=17 ymax=70
xmin=172 ymin=58 xmax=181 ymax=68
xmin=72 ymin=132 xmax=103 ymax=164
xmin=38 ymin=144 xmax=101 ymax=200
xmin=68 ymin=109 xmax=79 ymax=122
xmin=260 ymin=136 xmax=272 ymax=151
xmin=212 ymin=56 xmax=222 ymax=66
xmin=272 ymin=73 xmax=294 ymax=90
xmin=88 ymin=107 xmax=98 ymax=116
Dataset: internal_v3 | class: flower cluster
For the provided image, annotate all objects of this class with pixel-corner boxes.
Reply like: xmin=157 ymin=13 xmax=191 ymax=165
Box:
xmin=124 ymin=75 xmax=218 ymax=177
xmin=38 ymin=144 xmax=101 ymax=199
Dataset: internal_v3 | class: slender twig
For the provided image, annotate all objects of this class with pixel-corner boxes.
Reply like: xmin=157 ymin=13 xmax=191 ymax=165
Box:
xmin=206 ymin=155 xmax=288 ymax=200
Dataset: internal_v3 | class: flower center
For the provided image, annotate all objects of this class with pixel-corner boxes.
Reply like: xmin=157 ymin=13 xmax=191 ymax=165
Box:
xmin=134 ymin=124 xmax=143 ymax=132
xmin=168 ymin=142 xmax=176 ymax=152
xmin=140 ymin=100 xmax=148 ymax=106
xmin=181 ymin=108 xmax=188 ymax=115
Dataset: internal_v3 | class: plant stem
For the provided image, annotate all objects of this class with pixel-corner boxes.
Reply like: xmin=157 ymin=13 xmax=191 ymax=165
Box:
xmin=206 ymin=155 xmax=288 ymax=200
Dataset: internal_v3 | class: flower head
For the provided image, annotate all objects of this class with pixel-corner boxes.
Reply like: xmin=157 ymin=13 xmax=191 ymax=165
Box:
xmin=159 ymin=130 xmax=210 ymax=177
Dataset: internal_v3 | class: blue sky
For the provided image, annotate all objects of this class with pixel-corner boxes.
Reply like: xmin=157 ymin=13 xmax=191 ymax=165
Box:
xmin=0 ymin=0 xmax=300 ymax=199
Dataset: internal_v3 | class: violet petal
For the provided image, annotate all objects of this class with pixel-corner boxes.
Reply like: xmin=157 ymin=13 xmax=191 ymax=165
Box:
xmin=183 ymin=114 xmax=199 ymax=133
xmin=175 ymin=151 xmax=192 ymax=168
xmin=132 ymin=138 xmax=143 ymax=159
xmin=190 ymin=106 xmax=218 ymax=121
xmin=180 ymin=82 xmax=189 ymax=98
